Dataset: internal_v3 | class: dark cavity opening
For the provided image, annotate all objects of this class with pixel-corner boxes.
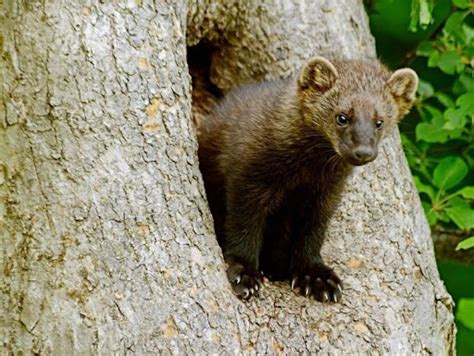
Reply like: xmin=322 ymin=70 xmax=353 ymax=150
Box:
xmin=187 ymin=42 xmax=222 ymax=130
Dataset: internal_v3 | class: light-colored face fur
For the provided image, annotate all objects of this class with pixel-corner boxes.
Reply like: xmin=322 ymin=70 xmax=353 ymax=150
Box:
xmin=297 ymin=57 xmax=418 ymax=165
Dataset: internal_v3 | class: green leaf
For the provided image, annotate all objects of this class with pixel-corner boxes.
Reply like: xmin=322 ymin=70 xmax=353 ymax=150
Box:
xmin=417 ymin=79 xmax=435 ymax=98
xmin=416 ymin=122 xmax=450 ymax=142
xmin=409 ymin=0 xmax=421 ymax=32
xmin=422 ymin=201 xmax=437 ymax=225
xmin=445 ymin=11 xmax=469 ymax=34
xmin=457 ymin=92 xmax=474 ymax=116
xmin=418 ymin=0 xmax=434 ymax=28
xmin=446 ymin=206 xmax=474 ymax=229
xmin=456 ymin=62 xmax=466 ymax=73
xmin=420 ymin=105 xmax=444 ymax=122
xmin=444 ymin=107 xmax=468 ymax=130
xmin=416 ymin=41 xmax=434 ymax=57
xmin=438 ymin=210 xmax=452 ymax=223
xmin=456 ymin=237 xmax=474 ymax=251
xmin=456 ymin=298 xmax=474 ymax=330
xmin=434 ymin=93 xmax=454 ymax=108
xmin=428 ymin=50 xmax=440 ymax=67
xmin=416 ymin=107 xmax=450 ymax=142
xmin=433 ymin=156 xmax=469 ymax=190
xmin=409 ymin=0 xmax=434 ymax=32
xmin=458 ymin=73 xmax=474 ymax=92
xmin=443 ymin=92 xmax=474 ymax=129
xmin=447 ymin=127 xmax=465 ymax=139
xmin=457 ymin=186 xmax=474 ymax=199
xmin=445 ymin=197 xmax=474 ymax=230
xmin=464 ymin=24 xmax=474 ymax=43
xmin=438 ymin=51 xmax=462 ymax=75
xmin=413 ymin=176 xmax=436 ymax=200
xmin=465 ymin=44 xmax=474 ymax=57
xmin=452 ymin=0 xmax=470 ymax=9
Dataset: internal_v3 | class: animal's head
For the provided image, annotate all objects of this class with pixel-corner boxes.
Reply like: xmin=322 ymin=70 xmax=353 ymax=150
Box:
xmin=297 ymin=56 xmax=418 ymax=166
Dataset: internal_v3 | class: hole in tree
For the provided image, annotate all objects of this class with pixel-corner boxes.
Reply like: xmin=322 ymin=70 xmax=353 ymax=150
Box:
xmin=187 ymin=42 xmax=225 ymax=241
xmin=187 ymin=42 xmax=223 ymax=130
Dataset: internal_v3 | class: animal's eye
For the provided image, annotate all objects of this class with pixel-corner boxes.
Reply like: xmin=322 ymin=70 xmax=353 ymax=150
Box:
xmin=336 ymin=114 xmax=349 ymax=126
xmin=375 ymin=120 xmax=384 ymax=129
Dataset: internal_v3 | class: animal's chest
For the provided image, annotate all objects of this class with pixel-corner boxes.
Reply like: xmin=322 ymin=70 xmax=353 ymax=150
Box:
xmin=284 ymin=160 xmax=341 ymax=195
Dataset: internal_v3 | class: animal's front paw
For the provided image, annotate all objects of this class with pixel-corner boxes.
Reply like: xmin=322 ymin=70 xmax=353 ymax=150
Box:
xmin=226 ymin=257 xmax=264 ymax=300
xmin=291 ymin=263 xmax=343 ymax=303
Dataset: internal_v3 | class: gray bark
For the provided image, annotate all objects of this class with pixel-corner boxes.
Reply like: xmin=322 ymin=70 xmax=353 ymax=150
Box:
xmin=0 ymin=0 xmax=455 ymax=354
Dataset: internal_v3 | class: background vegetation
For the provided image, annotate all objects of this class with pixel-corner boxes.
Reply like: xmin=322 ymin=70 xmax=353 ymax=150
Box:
xmin=366 ymin=0 xmax=473 ymax=354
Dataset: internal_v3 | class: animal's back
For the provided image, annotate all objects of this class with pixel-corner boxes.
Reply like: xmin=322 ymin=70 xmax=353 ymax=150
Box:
xmin=199 ymin=78 xmax=291 ymax=151
xmin=198 ymin=78 xmax=292 ymax=241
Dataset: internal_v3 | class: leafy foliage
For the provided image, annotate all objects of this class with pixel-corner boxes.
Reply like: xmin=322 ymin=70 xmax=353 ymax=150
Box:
xmin=400 ymin=1 xmax=473 ymax=235
xmin=410 ymin=0 xmax=435 ymax=31
xmin=456 ymin=236 xmax=474 ymax=250
xmin=407 ymin=3 xmax=474 ymax=344
xmin=367 ymin=1 xmax=473 ymax=353
xmin=457 ymin=298 xmax=474 ymax=330
xmin=405 ymin=2 xmax=474 ymax=349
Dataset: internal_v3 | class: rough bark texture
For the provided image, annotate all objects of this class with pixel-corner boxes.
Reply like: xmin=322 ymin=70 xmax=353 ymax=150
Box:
xmin=0 ymin=0 xmax=454 ymax=354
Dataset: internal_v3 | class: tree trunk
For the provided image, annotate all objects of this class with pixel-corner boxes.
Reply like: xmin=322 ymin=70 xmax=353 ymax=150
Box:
xmin=0 ymin=0 xmax=455 ymax=354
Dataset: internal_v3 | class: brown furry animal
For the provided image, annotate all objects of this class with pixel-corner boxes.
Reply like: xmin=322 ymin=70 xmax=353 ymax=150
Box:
xmin=198 ymin=57 xmax=418 ymax=301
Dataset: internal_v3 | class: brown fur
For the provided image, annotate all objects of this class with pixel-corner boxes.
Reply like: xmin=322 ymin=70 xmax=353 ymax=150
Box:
xmin=198 ymin=57 xmax=418 ymax=301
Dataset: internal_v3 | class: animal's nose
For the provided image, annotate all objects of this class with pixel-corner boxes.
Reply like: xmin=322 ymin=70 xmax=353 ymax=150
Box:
xmin=353 ymin=146 xmax=375 ymax=163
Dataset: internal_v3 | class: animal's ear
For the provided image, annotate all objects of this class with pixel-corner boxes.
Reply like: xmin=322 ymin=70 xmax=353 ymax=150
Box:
xmin=386 ymin=68 xmax=418 ymax=118
xmin=298 ymin=57 xmax=338 ymax=94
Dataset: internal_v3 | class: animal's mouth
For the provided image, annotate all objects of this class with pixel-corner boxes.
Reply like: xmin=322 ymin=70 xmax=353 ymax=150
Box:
xmin=347 ymin=156 xmax=376 ymax=166
xmin=337 ymin=143 xmax=377 ymax=166
xmin=340 ymin=150 xmax=377 ymax=166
